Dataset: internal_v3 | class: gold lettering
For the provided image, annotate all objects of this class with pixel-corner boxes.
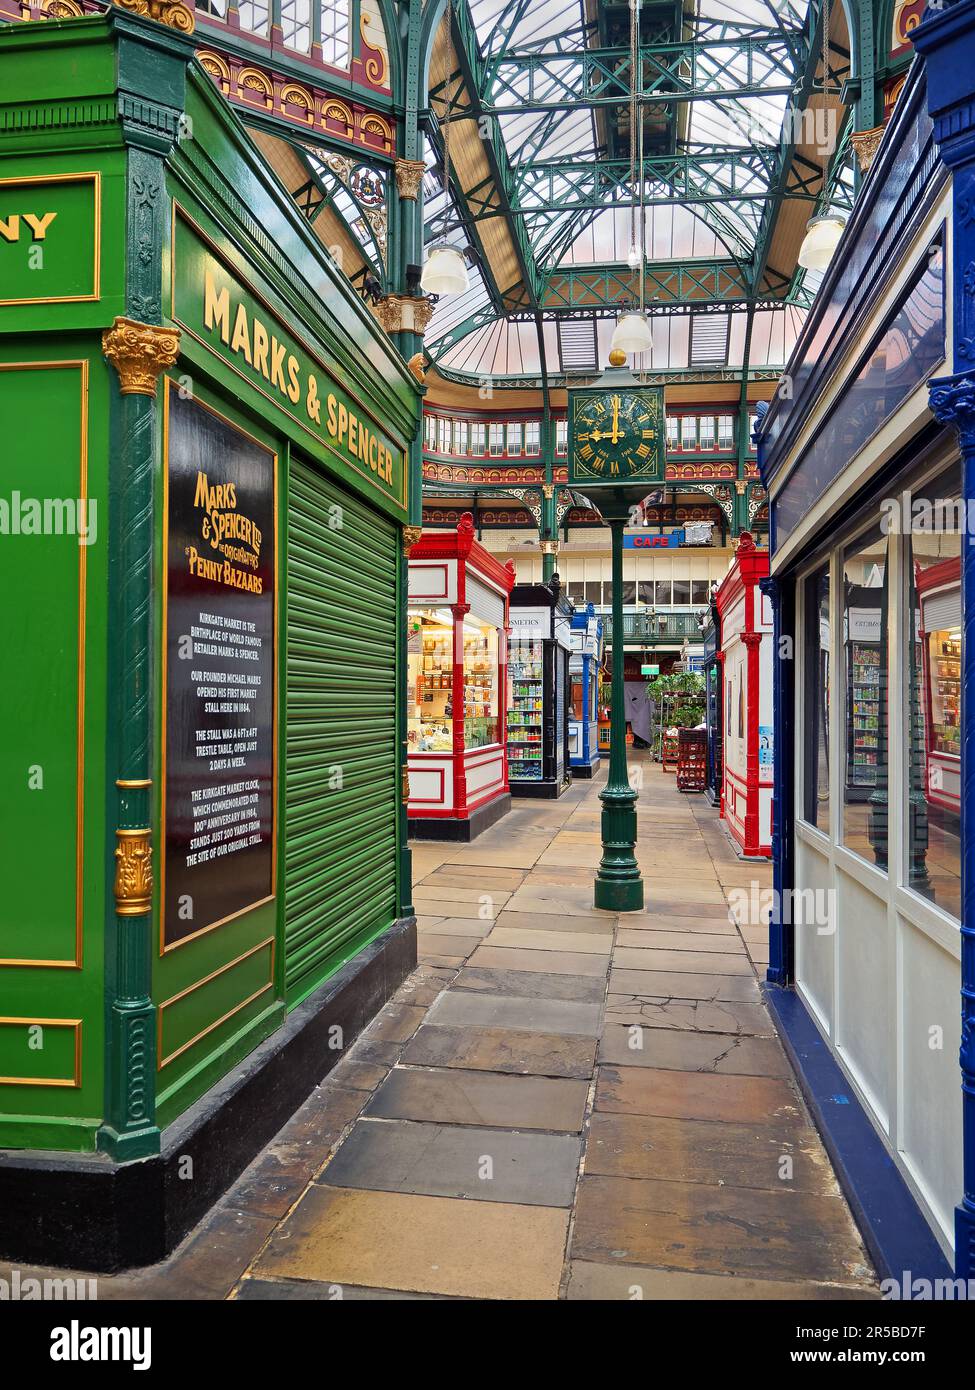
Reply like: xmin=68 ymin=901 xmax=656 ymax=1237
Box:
xmin=326 ymin=393 xmax=337 ymax=436
xmin=252 ymin=318 xmax=270 ymax=379
xmin=337 ymin=403 xmax=348 ymax=444
xmin=22 ymin=212 xmax=57 ymax=240
xmin=203 ymin=270 xmax=230 ymax=343
xmin=230 ymin=302 xmax=252 ymax=364
xmin=269 ymin=337 xmax=287 ymax=395
xmin=369 ymin=435 xmax=378 ymax=471
xmin=349 ymin=413 xmax=358 ymax=455
xmin=0 ymin=215 xmax=19 ymax=242
xmin=286 ymin=354 xmax=301 ymax=405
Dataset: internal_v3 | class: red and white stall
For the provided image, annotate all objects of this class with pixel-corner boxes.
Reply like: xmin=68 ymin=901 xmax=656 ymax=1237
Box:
xmin=715 ymin=532 xmax=773 ymax=858
xmin=407 ymin=514 xmax=515 ymax=840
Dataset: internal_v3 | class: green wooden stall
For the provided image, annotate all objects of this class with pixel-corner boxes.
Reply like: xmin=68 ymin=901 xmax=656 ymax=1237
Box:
xmin=0 ymin=8 xmax=419 ymax=1268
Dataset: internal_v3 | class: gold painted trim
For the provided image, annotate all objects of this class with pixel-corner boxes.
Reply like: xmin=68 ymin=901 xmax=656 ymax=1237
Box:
xmin=159 ymin=382 xmax=279 ymax=955
xmin=157 ymin=937 xmax=275 ymax=1069
xmin=169 ymin=202 xmax=408 ymax=516
xmin=0 ymin=361 xmax=86 ymax=970
xmin=0 ymin=1017 xmax=82 ymax=1088
xmin=116 ymin=777 xmax=152 ymax=789
xmin=360 ymin=12 xmax=389 ymax=88
xmin=0 ymin=172 xmax=101 ymax=307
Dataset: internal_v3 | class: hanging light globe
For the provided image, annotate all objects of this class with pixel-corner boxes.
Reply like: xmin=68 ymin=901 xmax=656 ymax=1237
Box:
xmin=797 ymin=214 xmax=846 ymax=271
xmin=611 ymin=311 xmax=652 ymax=355
xmin=420 ymin=242 xmax=470 ymax=296
xmin=626 ymin=244 xmax=642 ymax=270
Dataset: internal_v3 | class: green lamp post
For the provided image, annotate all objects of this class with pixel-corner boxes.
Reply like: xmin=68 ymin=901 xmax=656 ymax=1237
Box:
xmin=567 ymin=350 xmax=666 ymax=912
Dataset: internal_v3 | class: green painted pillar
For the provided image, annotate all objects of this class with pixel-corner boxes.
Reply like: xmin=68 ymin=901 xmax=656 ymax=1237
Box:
xmin=541 ymin=484 xmax=557 ymax=582
xmin=594 ymin=517 xmax=644 ymax=913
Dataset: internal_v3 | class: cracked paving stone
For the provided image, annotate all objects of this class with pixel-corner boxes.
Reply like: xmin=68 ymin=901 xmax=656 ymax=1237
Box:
xmin=602 ymin=995 xmax=774 ymax=1036
xmin=402 ymin=1023 xmax=598 ymax=1078
xmin=598 ymin=1025 xmax=791 ymax=1078
xmin=365 ymin=1066 xmax=589 ymax=1132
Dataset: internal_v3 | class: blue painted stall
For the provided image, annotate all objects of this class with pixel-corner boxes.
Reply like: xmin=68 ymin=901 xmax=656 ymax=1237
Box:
xmin=568 ymin=603 xmax=603 ymax=777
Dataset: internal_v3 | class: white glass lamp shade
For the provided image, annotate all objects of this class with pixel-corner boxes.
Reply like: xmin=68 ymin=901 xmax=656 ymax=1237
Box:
xmin=611 ymin=311 xmax=652 ymax=355
xmin=797 ymin=215 xmax=846 ymax=271
xmin=420 ymin=243 xmax=470 ymax=296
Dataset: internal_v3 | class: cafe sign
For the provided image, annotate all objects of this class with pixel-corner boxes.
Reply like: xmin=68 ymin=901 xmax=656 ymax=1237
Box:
xmin=170 ymin=206 xmax=407 ymax=517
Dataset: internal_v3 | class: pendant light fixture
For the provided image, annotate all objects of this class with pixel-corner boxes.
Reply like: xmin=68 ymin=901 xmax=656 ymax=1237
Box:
xmin=421 ymin=1 xmax=470 ymax=298
xmin=611 ymin=0 xmax=651 ymax=360
xmin=797 ymin=0 xmax=846 ymax=273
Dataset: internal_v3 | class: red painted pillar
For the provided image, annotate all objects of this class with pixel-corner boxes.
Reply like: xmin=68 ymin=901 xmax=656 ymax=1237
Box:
xmin=715 ymin=649 xmax=726 ymax=819
xmin=742 ymin=629 xmax=764 ymax=856
xmin=452 ymin=602 xmax=470 ymax=816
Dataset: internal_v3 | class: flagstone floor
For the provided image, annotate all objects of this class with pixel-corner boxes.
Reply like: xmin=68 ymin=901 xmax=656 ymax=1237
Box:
xmin=10 ymin=757 xmax=880 ymax=1300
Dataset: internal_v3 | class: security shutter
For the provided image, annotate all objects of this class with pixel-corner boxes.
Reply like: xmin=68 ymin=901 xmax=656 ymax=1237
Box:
xmin=285 ymin=455 xmax=398 ymax=1006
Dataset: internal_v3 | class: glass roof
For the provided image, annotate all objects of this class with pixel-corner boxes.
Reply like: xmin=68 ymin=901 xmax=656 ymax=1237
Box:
xmin=424 ymin=0 xmax=856 ymax=381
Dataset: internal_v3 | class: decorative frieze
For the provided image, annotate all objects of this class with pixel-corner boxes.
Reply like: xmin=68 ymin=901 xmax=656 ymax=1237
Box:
xmin=113 ymin=0 xmax=195 ymax=34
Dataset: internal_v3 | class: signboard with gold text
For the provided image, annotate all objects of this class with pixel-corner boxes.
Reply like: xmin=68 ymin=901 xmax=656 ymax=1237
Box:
xmin=170 ymin=205 xmax=407 ymax=519
xmin=0 ymin=172 xmax=100 ymax=307
xmin=162 ymin=385 xmax=276 ymax=950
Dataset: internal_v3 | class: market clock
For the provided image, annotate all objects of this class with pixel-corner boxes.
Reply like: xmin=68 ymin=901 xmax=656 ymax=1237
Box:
xmin=567 ymin=369 xmax=665 ymax=489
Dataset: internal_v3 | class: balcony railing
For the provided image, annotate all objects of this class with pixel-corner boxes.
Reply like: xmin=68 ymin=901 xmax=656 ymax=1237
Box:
xmin=601 ymin=611 xmax=704 ymax=644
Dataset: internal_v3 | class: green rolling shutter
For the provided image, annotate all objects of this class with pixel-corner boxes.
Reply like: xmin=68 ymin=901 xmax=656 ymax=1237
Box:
xmin=285 ymin=454 xmax=399 ymax=1006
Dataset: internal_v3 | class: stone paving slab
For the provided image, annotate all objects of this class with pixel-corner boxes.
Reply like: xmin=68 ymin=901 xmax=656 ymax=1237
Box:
xmin=490 ymin=911 xmax=615 ymax=935
xmin=402 ymin=1023 xmax=597 ymax=1078
xmin=584 ymin=1111 xmax=837 ymax=1193
xmin=451 ymin=966 xmax=606 ymax=1002
xmin=417 ymin=918 xmax=491 ymax=938
xmin=425 ymin=989 xmax=602 ymax=1037
xmin=607 ymin=967 xmax=761 ymax=1002
xmin=237 ymin=1277 xmax=455 ymax=1300
xmin=253 ymin=1186 xmax=570 ymax=1300
xmin=469 ymin=944 xmax=610 ymax=978
xmin=602 ymin=995 xmax=773 ymax=1036
xmin=365 ymin=1066 xmax=590 ymax=1132
xmin=320 ymin=1117 xmax=582 ymax=1206
xmin=615 ymin=929 xmax=747 ymax=953
xmin=482 ymin=927 xmax=613 ymax=955
xmin=571 ymin=1174 xmax=873 ymax=1285
xmin=594 ymin=1064 xmax=801 ymax=1125
xmin=598 ymin=1025 xmax=791 ymax=1077
xmin=612 ymin=947 xmax=754 ymax=976
xmin=564 ymin=1262 xmax=877 ymax=1301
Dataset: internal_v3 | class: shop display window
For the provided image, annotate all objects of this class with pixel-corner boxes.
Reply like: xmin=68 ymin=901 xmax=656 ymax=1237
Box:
xmin=408 ymin=611 xmax=453 ymax=752
xmin=906 ymin=462 xmax=962 ymax=920
xmin=463 ymin=618 xmax=499 ymax=749
xmin=841 ymin=526 xmax=889 ymax=868
xmin=507 ymin=637 xmax=544 ymax=780
xmin=570 ymin=675 xmax=584 ymax=720
xmin=803 ymin=564 xmax=830 ymax=832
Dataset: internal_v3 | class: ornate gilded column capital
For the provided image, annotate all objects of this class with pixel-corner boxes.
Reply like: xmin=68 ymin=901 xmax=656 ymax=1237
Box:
xmin=403 ymin=524 xmax=423 ymax=553
xmin=114 ymin=828 xmax=153 ymax=918
xmin=375 ymin=294 xmax=434 ymax=337
xmin=395 ymin=158 xmax=426 ymax=201
xmin=850 ymin=124 xmax=885 ymax=174
xmin=542 ymin=483 xmax=554 ymax=499
xmin=102 ymin=317 xmax=180 ymax=397
xmin=540 ymin=539 xmax=558 ymax=555
xmin=112 ymin=0 xmax=196 ymax=33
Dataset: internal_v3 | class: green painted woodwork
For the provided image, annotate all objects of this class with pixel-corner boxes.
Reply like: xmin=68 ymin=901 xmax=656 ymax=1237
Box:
xmin=285 ymin=454 xmax=399 ymax=1007
xmin=0 ymin=348 xmax=111 ymax=1152
xmin=0 ymin=12 xmax=420 ymax=1154
xmin=0 ymin=174 xmax=99 ymax=306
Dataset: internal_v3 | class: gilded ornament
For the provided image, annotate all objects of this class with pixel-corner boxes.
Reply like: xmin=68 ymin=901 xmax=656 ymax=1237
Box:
xmin=407 ymin=352 xmax=426 ymax=385
xmin=113 ymin=0 xmax=196 ymax=32
xmin=114 ymin=829 xmax=153 ymax=917
xmin=395 ymin=159 xmax=426 ymax=201
xmin=102 ymin=317 xmax=180 ymax=396
xmin=403 ymin=525 xmax=423 ymax=553
xmin=850 ymin=124 xmax=885 ymax=174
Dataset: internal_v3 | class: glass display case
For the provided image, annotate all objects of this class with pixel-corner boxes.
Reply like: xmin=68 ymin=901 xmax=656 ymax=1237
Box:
xmin=568 ymin=603 xmax=603 ymax=776
xmin=508 ymin=580 xmax=574 ymax=798
xmin=406 ymin=515 xmax=514 ymax=840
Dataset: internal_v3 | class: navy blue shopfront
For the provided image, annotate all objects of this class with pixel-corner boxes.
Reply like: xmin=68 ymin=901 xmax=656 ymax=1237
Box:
xmin=569 ymin=603 xmax=603 ymax=777
xmin=757 ymin=2 xmax=975 ymax=1283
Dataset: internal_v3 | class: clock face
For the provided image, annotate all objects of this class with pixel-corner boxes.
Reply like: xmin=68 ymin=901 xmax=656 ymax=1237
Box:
xmin=568 ymin=387 xmax=664 ymax=486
